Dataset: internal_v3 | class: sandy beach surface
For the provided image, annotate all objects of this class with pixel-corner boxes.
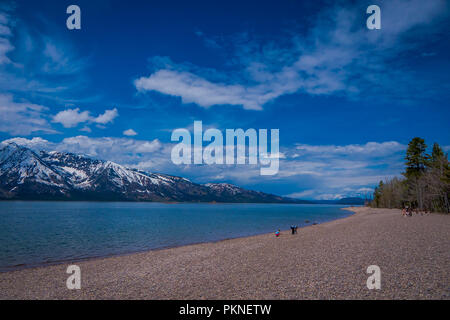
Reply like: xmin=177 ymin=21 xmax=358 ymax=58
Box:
xmin=0 ymin=207 xmax=449 ymax=300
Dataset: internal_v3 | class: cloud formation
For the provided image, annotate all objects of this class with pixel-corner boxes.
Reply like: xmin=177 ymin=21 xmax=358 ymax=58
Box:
xmin=135 ymin=0 xmax=447 ymax=110
xmin=0 ymin=94 xmax=56 ymax=135
xmin=2 ymin=135 xmax=162 ymax=163
xmin=52 ymin=108 xmax=118 ymax=128
xmin=0 ymin=6 xmax=96 ymax=136
xmin=294 ymin=141 xmax=405 ymax=157
xmin=123 ymin=129 xmax=137 ymax=136
xmin=135 ymin=70 xmax=268 ymax=110
xmin=0 ymin=11 xmax=13 ymax=65
xmin=2 ymin=136 xmax=406 ymax=200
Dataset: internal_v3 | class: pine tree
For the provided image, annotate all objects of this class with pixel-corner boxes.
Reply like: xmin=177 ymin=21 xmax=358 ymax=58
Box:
xmin=371 ymin=138 xmax=449 ymax=213
xmin=404 ymin=137 xmax=428 ymax=209
xmin=428 ymin=143 xmax=450 ymax=212
xmin=404 ymin=137 xmax=427 ymax=179
xmin=373 ymin=181 xmax=383 ymax=208
xmin=430 ymin=143 xmax=444 ymax=169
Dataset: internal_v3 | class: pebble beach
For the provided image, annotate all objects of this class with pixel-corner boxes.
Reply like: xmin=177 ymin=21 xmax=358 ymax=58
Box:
xmin=0 ymin=207 xmax=449 ymax=299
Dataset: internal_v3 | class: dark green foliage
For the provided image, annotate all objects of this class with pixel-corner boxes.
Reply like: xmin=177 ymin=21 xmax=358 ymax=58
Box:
xmin=371 ymin=138 xmax=449 ymax=213
xmin=431 ymin=143 xmax=444 ymax=166
xmin=404 ymin=137 xmax=427 ymax=179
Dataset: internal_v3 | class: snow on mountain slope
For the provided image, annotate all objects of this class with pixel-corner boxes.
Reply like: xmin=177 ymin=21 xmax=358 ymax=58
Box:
xmin=204 ymin=183 xmax=244 ymax=195
xmin=0 ymin=143 xmax=67 ymax=188
xmin=0 ymin=142 xmax=292 ymax=202
xmin=0 ymin=143 xmax=190 ymax=200
xmin=39 ymin=149 xmax=170 ymax=190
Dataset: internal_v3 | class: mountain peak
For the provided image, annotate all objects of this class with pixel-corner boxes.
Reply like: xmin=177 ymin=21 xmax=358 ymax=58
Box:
xmin=0 ymin=145 xmax=292 ymax=203
xmin=1 ymin=141 xmax=20 ymax=151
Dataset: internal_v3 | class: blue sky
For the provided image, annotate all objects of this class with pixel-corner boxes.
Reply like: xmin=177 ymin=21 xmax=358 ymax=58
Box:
xmin=1 ymin=0 xmax=449 ymax=199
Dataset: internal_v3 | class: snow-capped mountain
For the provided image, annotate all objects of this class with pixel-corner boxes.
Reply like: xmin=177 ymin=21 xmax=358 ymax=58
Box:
xmin=0 ymin=142 xmax=293 ymax=202
xmin=204 ymin=183 xmax=287 ymax=203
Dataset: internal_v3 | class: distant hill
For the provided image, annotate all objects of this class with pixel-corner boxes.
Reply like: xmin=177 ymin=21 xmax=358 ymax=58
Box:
xmin=0 ymin=142 xmax=309 ymax=203
xmin=312 ymin=197 xmax=365 ymax=205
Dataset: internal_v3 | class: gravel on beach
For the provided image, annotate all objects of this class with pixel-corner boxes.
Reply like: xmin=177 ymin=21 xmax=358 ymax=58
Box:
xmin=0 ymin=207 xmax=449 ymax=299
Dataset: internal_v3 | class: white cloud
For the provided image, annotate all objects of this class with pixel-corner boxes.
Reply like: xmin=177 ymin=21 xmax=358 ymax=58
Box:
xmin=277 ymin=141 xmax=407 ymax=199
xmin=0 ymin=11 xmax=13 ymax=65
xmin=2 ymin=135 xmax=163 ymax=166
xmin=59 ymin=135 xmax=162 ymax=158
xmin=0 ymin=7 xmax=96 ymax=136
xmin=134 ymin=0 xmax=447 ymax=110
xmin=316 ymin=194 xmax=344 ymax=201
xmin=41 ymin=38 xmax=87 ymax=75
xmin=52 ymin=107 xmax=118 ymax=128
xmin=94 ymin=108 xmax=118 ymax=124
xmin=123 ymin=129 xmax=137 ymax=136
xmin=285 ymin=190 xmax=316 ymax=199
xmin=43 ymin=41 xmax=68 ymax=72
xmin=1 ymin=137 xmax=50 ymax=150
xmin=0 ymin=94 xmax=56 ymax=135
xmin=135 ymin=70 xmax=266 ymax=110
xmin=0 ymin=6 xmax=92 ymax=111
xmin=80 ymin=126 xmax=91 ymax=133
xmin=52 ymin=108 xmax=91 ymax=128
xmin=134 ymin=141 xmax=160 ymax=153
xmin=294 ymin=142 xmax=405 ymax=157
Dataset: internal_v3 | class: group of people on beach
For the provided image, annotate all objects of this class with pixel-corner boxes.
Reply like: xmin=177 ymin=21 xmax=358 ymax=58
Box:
xmin=275 ymin=225 xmax=298 ymax=237
xmin=401 ymin=207 xmax=430 ymax=217
xmin=290 ymin=225 xmax=298 ymax=234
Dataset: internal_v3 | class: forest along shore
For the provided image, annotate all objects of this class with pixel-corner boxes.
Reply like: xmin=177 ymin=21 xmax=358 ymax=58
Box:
xmin=0 ymin=207 xmax=449 ymax=299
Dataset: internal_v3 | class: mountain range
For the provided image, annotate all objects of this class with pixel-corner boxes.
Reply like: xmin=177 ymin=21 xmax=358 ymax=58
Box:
xmin=0 ymin=143 xmax=365 ymax=204
xmin=0 ymin=143 xmax=304 ymax=203
xmin=312 ymin=197 xmax=366 ymax=205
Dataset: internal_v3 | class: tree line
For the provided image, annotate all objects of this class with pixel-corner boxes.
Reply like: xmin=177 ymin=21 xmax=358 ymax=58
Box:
xmin=371 ymin=137 xmax=449 ymax=213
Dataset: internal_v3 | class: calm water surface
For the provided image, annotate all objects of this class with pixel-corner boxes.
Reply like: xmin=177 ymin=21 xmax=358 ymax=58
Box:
xmin=0 ymin=201 xmax=353 ymax=271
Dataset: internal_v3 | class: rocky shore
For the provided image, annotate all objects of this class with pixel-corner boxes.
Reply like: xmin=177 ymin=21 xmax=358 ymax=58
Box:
xmin=1 ymin=207 xmax=449 ymax=299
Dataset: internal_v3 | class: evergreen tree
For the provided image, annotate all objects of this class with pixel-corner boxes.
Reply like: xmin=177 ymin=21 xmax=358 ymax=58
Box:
xmin=371 ymin=138 xmax=449 ymax=213
xmin=430 ymin=143 xmax=445 ymax=168
xmin=404 ymin=137 xmax=427 ymax=179
xmin=373 ymin=181 xmax=383 ymax=207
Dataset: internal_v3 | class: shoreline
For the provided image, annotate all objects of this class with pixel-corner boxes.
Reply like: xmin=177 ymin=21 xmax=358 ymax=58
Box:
xmin=0 ymin=206 xmax=357 ymax=273
xmin=1 ymin=206 xmax=448 ymax=299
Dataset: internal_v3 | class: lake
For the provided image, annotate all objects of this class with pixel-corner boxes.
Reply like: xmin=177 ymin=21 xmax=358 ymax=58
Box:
xmin=0 ymin=201 xmax=353 ymax=271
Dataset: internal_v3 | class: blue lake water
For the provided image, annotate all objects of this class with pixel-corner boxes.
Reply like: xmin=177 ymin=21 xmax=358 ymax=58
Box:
xmin=0 ymin=201 xmax=353 ymax=271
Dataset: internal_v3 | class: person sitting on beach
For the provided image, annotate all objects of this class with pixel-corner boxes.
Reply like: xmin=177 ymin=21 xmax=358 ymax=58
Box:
xmin=275 ymin=230 xmax=280 ymax=237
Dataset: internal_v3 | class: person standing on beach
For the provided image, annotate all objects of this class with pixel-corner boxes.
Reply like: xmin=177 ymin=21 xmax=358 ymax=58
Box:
xmin=290 ymin=225 xmax=295 ymax=235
